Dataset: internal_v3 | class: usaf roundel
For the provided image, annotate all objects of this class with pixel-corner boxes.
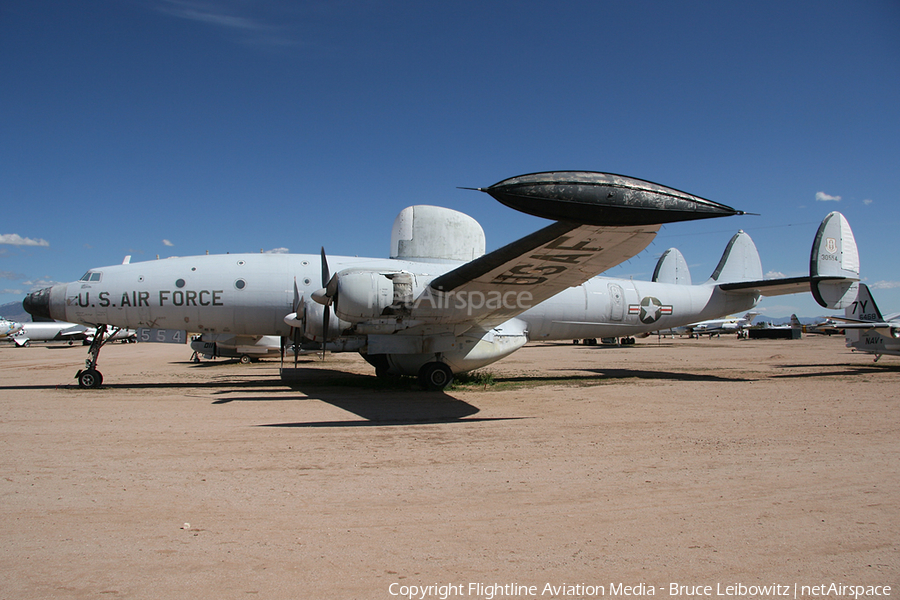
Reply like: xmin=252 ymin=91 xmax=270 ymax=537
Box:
xmin=628 ymin=296 xmax=673 ymax=324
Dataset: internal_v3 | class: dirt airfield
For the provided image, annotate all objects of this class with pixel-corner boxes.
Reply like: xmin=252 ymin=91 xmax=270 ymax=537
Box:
xmin=1 ymin=334 xmax=897 ymax=600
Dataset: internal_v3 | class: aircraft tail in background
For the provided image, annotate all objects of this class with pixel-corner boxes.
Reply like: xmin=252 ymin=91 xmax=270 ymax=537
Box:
xmin=839 ymin=284 xmax=899 ymax=361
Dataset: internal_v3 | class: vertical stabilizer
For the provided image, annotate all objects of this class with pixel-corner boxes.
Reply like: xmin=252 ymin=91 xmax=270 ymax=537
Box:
xmin=707 ymin=231 xmax=762 ymax=284
xmin=652 ymin=248 xmax=692 ymax=285
xmin=810 ymin=212 xmax=860 ymax=308
xmin=844 ymin=284 xmax=894 ymax=357
xmin=846 ymin=283 xmax=883 ymax=322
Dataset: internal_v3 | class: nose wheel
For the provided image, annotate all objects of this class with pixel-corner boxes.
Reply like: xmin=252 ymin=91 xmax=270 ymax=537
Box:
xmin=77 ymin=368 xmax=103 ymax=388
xmin=75 ymin=324 xmax=118 ymax=389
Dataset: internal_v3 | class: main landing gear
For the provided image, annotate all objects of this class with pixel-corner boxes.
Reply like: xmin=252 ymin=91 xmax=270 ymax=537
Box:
xmin=417 ymin=361 xmax=454 ymax=391
xmin=76 ymin=324 xmax=119 ymax=388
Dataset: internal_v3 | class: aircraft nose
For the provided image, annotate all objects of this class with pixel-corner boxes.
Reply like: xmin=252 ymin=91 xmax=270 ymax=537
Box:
xmin=23 ymin=286 xmax=53 ymax=320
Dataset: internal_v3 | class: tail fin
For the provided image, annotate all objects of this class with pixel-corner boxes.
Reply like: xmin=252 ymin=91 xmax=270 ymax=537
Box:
xmin=811 ymin=212 xmax=860 ymax=308
xmin=653 ymin=248 xmax=692 ymax=285
xmin=844 ymin=284 xmax=898 ymax=358
xmin=846 ymin=283 xmax=884 ymax=322
xmin=707 ymin=231 xmax=762 ymax=284
xmin=790 ymin=314 xmax=801 ymax=330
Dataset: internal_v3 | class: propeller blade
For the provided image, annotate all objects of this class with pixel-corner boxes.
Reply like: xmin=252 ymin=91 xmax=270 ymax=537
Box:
xmin=320 ymin=247 xmax=332 ymax=361
xmin=288 ymin=278 xmax=301 ymax=370
xmin=320 ymin=246 xmax=330 ymax=288
xmin=321 ymin=305 xmax=330 ymax=360
xmin=294 ymin=298 xmax=303 ymax=369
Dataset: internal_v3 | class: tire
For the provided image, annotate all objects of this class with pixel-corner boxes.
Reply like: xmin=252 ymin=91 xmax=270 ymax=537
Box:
xmin=418 ymin=362 xmax=453 ymax=391
xmin=77 ymin=369 xmax=103 ymax=389
xmin=239 ymin=354 xmax=251 ymax=365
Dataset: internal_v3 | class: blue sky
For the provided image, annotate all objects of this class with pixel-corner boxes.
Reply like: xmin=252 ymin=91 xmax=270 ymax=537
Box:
xmin=2 ymin=0 xmax=898 ymax=318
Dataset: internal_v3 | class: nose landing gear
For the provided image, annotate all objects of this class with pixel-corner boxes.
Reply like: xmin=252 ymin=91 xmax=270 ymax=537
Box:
xmin=75 ymin=324 xmax=119 ymax=388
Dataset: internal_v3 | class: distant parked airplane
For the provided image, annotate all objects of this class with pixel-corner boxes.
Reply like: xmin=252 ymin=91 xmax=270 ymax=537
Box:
xmin=832 ymin=284 xmax=899 ymax=361
xmin=1 ymin=317 xmax=23 ymax=339
xmin=10 ymin=321 xmax=89 ymax=347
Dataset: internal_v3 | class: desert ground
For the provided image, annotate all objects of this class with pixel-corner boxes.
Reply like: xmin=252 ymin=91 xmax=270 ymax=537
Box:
xmin=1 ymin=334 xmax=897 ymax=600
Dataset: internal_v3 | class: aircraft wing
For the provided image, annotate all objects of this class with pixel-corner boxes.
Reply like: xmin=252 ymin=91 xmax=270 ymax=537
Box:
xmin=826 ymin=316 xmax=896 ymax=329
xmin=422 ymin=220 xmax=659 ymax=329
xmin=321 ymin=171 xmax=742 ymax=331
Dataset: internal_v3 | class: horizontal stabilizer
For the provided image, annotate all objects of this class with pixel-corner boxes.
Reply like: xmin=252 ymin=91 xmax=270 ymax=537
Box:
xmin=810 ymin=212 xmax=860 ymax=309
xmin=652 ymin=248 xmax=692 ymax=285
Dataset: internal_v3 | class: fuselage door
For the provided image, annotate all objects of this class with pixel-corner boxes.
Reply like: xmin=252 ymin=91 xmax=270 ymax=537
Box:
xmin=608 ymin=283 xmax=624 ymax=321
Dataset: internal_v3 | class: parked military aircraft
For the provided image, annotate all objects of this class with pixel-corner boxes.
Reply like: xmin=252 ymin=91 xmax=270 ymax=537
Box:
xmin=832 ymin=284 xmax=899 ymax=361
xmin=1 ymin=317 xmax=23 ymax=340
xmin=22 ymin=172 xmax=861 ymax=389
xmin=670 ymin=311 xmax=760 ymax=338
xmin=189 ymin=334 xmax=283 ymax=363
xmin=9 ymin=321 xmax=89 ymax=347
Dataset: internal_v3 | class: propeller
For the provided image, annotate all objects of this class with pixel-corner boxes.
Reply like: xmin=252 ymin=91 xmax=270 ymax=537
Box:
xmin=320 ymin=247 xmax=330 ymax=360
xmin=292 ymin=278 xmax=301 ymax=368
xmin=282 ymin=277 xmax=302 ymax=371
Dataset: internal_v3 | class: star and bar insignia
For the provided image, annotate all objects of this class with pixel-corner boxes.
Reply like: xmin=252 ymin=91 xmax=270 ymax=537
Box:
xmin=628 ymin=296 xmax=673 ymax=324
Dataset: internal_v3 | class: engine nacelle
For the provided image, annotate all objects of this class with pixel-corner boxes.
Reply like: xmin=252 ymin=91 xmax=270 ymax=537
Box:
xmin=891 ymin=327 xmax=900 ymax=339
xmin=332 ymin=269 xmax=424 ymax=323
xmin=302 ymin=298 xmax=350 ymax=341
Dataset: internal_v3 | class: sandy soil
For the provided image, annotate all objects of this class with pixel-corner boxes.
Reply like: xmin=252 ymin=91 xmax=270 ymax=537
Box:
xmin=1 ymin=335 xmax=897 ymax=600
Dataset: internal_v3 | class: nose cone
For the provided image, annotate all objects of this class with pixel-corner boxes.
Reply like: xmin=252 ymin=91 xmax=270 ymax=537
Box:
xmin=23 ymin=286 xmax=53 ymax=320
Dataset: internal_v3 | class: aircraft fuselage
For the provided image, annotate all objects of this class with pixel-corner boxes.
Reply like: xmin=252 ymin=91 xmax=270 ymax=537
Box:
xmin=33 ymin=252 xmax=757 ymax=342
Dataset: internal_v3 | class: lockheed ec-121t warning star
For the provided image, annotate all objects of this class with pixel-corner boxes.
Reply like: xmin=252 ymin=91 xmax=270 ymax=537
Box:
xmin=23 ymin=172 xmax=861 ymax=389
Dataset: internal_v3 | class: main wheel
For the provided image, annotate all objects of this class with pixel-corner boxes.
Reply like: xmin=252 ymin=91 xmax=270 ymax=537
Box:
xmin=77 ymin=369 xmax=103 ymax=389
xmin=239 ymin=354 xmax=251 ymax=364
xmin=418 ymin=362 xmax=454 ymax=391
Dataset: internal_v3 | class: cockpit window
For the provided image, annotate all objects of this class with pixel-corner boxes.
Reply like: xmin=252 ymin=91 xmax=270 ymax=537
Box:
xmin=80 ymin=271 xmax=102 ymax=282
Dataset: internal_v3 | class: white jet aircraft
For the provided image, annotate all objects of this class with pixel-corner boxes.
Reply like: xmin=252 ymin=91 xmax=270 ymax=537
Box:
xmin=9 ymin=321 xmax=89 ymax=347
xmin=832 ymin=283 xmax=900 ymax=361
xmin=22 ymin=172 xmax=860 ymax=389
xmin=669 ymin=311 xmax=760 ymax=338
xmin=1 ymin=317 xmax=23 ymax=340
xmin=189 ymin=333 xmax=283 ymax=363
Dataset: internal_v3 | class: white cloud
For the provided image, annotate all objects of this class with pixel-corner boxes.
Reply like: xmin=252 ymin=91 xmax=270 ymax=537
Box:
xmin=863 ymin=199 xmax=873 ymax=205
xmin=0 ymin=288 xmax=24 ymax=295
xmin=155 ymin=0 xmax=296 ymax=46
xmin=815 ymin=191 xmax=841 ymax=202
xmin=163 ymin=239 xmax=175 ymax=247
xmin=765 ymin=270 xmax=787 ymax=279
xmin=0 ymin=233 xmax=49 ymax=247
xmin=265 ymin=247 xmax=290 ymax=254
xmin=23 ymin=278 xmax=62 ymax=288
xmin=871 ymin=281 xmax=900 ymax=290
